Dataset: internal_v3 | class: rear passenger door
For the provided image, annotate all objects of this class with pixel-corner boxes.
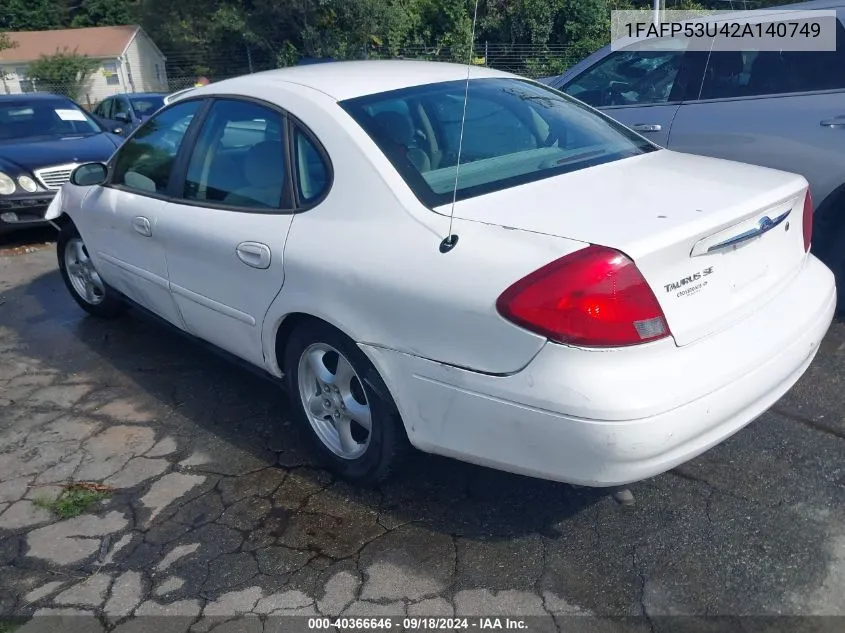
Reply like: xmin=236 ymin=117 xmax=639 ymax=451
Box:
xmin=556 ymin=37 xmax=707 ymax=147
xmin=160 ymin=98 xmax=297 ymax=367
xmin=667 ymin=15 xmax=845 ymax=215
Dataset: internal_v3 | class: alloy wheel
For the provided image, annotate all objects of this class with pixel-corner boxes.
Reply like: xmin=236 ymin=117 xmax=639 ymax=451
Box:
xmin=64 ymin=237 xmax=105 ymax=306
xmin=297 ymin=342 xmax=372 ymax=459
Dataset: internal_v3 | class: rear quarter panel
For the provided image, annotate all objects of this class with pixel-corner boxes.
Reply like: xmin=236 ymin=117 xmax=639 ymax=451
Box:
xmin=249 ymin=82 xmax=586 ymax=376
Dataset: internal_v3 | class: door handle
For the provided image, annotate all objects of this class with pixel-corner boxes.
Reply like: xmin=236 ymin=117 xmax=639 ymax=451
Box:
xmin=631 ymin=123 xmax=662 ymax=133
xmin=236 ymin=242 xmax=271 ymax=269
xmin=820 ymin=118 xmax=845 ymax=128
xmin=132 ymin=216 xmax=152 ymax=237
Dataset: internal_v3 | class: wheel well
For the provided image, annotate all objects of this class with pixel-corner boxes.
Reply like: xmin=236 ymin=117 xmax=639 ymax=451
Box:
xmin=272 ymin=312 xmax=401 ymax=417
xmin=274 ymin=313 xmax=320 ymax=373
xmin=813 ymin=183 xmax=845 ymax=257
xmin=52 ymin=213 xmax=73 ymax=231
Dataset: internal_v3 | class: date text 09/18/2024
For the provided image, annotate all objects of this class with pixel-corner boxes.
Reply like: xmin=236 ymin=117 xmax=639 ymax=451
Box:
xmin=307 ymin=617 xmax=530 ymax=630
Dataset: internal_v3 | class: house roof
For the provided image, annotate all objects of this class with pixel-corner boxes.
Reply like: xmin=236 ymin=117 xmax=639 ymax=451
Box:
xmin=0 ymin=25 xmax=143 ymax=63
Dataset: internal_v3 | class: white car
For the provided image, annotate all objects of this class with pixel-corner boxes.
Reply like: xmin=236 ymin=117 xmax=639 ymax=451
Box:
xmin=46 ymin=60 xmax=836 ymax=487
xmin=162 ymin=87 xmax=196 ymax=106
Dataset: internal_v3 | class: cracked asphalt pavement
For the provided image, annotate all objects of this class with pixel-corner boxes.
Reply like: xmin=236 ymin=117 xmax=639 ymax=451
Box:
xmin=2 ymin=230 xmax=845 ymax=633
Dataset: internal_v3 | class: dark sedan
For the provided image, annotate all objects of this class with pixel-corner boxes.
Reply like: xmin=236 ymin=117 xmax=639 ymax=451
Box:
xmin=0 ymin=93 xmax=123 ymax=235
xmin=91 ymin=92 xmax=167 ymax=136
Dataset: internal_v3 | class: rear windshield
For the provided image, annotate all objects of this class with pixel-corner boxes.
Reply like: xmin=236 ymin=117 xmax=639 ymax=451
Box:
xmin=340 ymin=77 xmax=657 ymax=207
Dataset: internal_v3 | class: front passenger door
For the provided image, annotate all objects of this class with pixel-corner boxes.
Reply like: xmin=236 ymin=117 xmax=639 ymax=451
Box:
xmin=556 ymin=37 xmax=707 ymax=147
xmin=80 ymin=99 xmax=204 ymax=328
xmin=92 ymin=98 xmax=114 ymax=131
xmin=112 ymin=97 xmax=134 ymax=134
xmin=161 ymin=98 xmax=296 ymax=367
xmin=93 ymin=98 xmax=113 ymax=120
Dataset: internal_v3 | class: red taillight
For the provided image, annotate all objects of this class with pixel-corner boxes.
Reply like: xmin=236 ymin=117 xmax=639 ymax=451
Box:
xmin=803 ymin=189 xmax=813 ymax=252
xmin=496 ymin=245 xmax=671 ymax=347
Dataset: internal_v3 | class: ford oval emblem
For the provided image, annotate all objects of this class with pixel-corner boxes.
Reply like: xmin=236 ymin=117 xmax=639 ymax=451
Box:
xmin=759 ymin=216 xmax=774 ymax=230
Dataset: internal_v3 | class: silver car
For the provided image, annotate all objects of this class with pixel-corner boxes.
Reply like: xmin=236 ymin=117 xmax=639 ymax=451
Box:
xmin=544 ymin=0 xmax=845 ymax=308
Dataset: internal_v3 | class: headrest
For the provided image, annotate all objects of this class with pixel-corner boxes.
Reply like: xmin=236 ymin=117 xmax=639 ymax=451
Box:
xmin=373 ymin=111 xmax=414 ymax=146
xmin=243 ymin=140 xmax=284 ymax=187
xmin=709 ymin=51 xmax=744 ymax=76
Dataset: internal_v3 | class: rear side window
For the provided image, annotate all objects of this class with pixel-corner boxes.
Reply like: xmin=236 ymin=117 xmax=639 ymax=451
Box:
xmin=700 ymin=18 xmax=845 ymax=99
xmin=341 ymin=77 xmax=656 ymax=207
xmin=293 ymin=127 xmax=329 ymax=204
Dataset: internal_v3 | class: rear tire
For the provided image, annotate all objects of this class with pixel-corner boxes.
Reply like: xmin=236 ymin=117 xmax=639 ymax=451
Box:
xmin=284 ymin=321 xmax=409 ymax=484
xmin=57 ymin=223 xmax=126 ymax=319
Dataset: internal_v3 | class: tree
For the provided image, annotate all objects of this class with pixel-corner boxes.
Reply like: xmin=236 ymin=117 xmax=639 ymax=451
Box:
xmin=0 ymin=0 xmax=64 ymax=31
xmin=297 ymin=0 xmax=418 ymax=60
xmin=134 ymin=0 xmax=724 ymax=83
xmin=0 ymin=31 xmax=15 ymax=53
xmin=71 ymin=0 xmax=133 ymax=27
xmin=25 ymin=49 xmax=99 ymax=101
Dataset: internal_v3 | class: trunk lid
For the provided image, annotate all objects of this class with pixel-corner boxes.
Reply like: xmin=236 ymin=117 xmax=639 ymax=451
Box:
xmin=440 ymin=150 xmax=809 ymax=346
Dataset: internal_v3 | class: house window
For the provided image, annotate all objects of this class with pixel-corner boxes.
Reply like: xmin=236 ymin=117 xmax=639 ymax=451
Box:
xmin=103 ymin=62 xmax=120 ymax=86
xmin=16 ymin=67 xmax=34 ymax=93
xmin=155 ymin=63 xmax=161 ymax=82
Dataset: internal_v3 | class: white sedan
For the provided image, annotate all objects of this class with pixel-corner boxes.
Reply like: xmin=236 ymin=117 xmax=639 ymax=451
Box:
xmin=46 ymin=60 xmax=836 ymax=487
xmin=162 ymin=86 xmax=196 ymax=106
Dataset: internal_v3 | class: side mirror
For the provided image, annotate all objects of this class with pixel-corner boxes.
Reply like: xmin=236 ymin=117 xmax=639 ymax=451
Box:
xmin=115 ymin=112 xmax=131 ymax=123
xmin=70 ymin=163 xmax=108 ymax=187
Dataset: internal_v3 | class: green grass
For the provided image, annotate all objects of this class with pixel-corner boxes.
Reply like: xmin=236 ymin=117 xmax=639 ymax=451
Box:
xmin=33 ymin=483 xmax=112 ymax=519
xmin=0 ymin=619 xmax=22 ymax=633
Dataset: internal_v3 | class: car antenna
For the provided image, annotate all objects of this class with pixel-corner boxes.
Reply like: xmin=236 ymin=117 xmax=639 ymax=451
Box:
xmin=439 ymin=0 xmax=480 ymax=254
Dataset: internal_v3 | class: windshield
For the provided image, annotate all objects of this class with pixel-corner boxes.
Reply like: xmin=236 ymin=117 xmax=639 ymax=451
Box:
xmin=0 ymin=98 xmax=102 ymax=142
xmin=130 ymin=96 xmax=164 ymax=116
xmin=341 ymin=77 xmax=656 ymax=206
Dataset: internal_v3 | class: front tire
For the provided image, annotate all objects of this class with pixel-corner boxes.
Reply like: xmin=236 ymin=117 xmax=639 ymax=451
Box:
xmin=284 ymin=321 xmax=409 ymax=484
xmin=57 ymin=223 xmax=126 ymax=319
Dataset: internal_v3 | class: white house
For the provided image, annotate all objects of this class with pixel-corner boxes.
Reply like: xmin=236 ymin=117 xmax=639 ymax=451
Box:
xmin=0 ymin=25 xmax=168 ymax=106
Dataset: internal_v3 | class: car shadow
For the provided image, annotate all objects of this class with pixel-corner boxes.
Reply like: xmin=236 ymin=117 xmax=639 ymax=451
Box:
xmin=0 ymin=227 xmax=57 ymax=253
xmin=12 ymin=267 xmax=607 ymax=542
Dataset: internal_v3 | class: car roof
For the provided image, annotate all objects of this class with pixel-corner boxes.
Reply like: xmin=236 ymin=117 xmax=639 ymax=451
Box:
xmin=775 ymin=0 xmax=845 ymax=9
xmin=187 ymin=60 xmax=517 ymax=102
xmin=121 ymin=92 xmax=167 ymax=98
xmin=0 ymin=92 xmax=73 ymax=102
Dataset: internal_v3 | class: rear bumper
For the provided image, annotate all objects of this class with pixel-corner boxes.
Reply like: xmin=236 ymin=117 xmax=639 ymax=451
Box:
xmin=362 ymin=255 xmax=836 ymax=486
xmin=0 ymin=192 xmax=56 ymax=234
